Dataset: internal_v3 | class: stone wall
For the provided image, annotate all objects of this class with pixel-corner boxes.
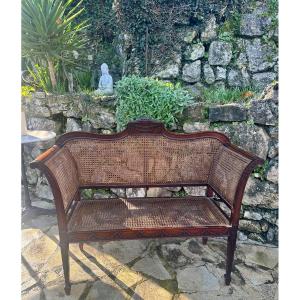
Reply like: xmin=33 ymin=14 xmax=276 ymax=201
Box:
xmin=119 ymin=0 xmax=278 ymax=91
xmin=182 ymin=83 xmax=278 ymax=245
xmin=22 ymin=82 xmax=278 ymax=245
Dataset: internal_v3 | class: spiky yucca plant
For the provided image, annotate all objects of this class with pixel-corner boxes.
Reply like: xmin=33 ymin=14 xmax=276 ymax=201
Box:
xmin=22 ymin=0 xmax=88 ymax=89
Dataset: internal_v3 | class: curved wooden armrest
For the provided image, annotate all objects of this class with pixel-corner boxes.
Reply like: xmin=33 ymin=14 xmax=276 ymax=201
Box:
xmin=30 ymin=144 xmax=79 ymax=222
xmin=209 ymin=144 xmax=264 ymax=224
xmin=30 ymin=145 xmax=60 ymax=169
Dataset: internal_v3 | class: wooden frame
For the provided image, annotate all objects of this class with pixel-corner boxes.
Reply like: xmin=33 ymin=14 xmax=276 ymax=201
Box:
xmin=30 ymin=119 xmax=264 ymax=294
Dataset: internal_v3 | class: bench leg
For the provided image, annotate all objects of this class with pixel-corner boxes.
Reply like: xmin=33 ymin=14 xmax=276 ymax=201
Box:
xmin=61 ymin=242 xmax=71 ymax=295
xmin=206 ymin=186 xmax=214 ymax=197
xmin=224 ymin=229 xmax=237 ymax=285
xmin=79 ymin=242 xmax=84 ymax=251
xmin=202 ymin=237 xmax=208 ymax=245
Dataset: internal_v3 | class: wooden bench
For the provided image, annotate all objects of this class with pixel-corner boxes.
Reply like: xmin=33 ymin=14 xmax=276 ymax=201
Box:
xmin=30 ymin=119 xmax=263 ymax=295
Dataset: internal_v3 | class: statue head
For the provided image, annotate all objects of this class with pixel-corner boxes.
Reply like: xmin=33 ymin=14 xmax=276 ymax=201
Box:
xmin=101 ymin=63 xmax=109 ymax=76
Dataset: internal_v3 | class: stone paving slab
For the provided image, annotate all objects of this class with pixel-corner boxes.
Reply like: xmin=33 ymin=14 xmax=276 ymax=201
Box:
xmin=132 ymin=254 xmax=172 ymax=280
xmin=21 ymin=212 xmax=278 ymax=300
xmin=235 ymin=264 xmax=273 ymax=286
xmin=132 ymin=280 xmax=173 ymax=300
xmin=177 ymin=265 xmax=220 ymax=292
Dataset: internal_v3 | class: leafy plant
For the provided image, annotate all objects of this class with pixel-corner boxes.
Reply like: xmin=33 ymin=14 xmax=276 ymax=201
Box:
xmin=200 ymin=86 xmax=256 ymax=105
xmin=218 ymin=31 xmax=235 ymax=43
xmin=253 ymin=160 xmax=269 ymax=180
xmin=268 ymin=0 xmax=278 ymax=17
xmin=218 ymin=12 xmax=241 ymax=38
xmin=22 ymin=0 xmax=89 ymax=89
xmin=173 ymin=189 xmax=187 ymax=197
xmin=267 ymin=0 xmax=278 ymax=29
xmin=74 ymin=70 xmax=93 ymax=91
xmin=217 ymin=12 xmax=241 ymax=61
xmin=21 ymin=85 xmax=35 ymax=97
xmin=67 ymin=1 xmax=122 ymax=83
xmin=81 ymin=189 xmax=94 ymax=200
xmin=27 ymin=64 xmax=53 ymax=92
xmin=114 ymin=1 xmax=193 ymax=75
xmin=71 ymin=0 xmax=116 ymax=45
xmin=115 ymin=76 xmax=194 ymax=131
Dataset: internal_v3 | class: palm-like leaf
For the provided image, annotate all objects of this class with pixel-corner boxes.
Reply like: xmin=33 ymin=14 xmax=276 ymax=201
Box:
xmin=22 ymin=0 xmax=87 ymax=56
xmin=22 ymin=0 xmax=88 ymax=89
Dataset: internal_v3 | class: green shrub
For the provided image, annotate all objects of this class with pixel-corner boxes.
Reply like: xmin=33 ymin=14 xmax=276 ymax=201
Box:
xmin=115 ymin=76 xmax=194 ymax=131
xmin=200 ymin=86 xmax=256 ymax=105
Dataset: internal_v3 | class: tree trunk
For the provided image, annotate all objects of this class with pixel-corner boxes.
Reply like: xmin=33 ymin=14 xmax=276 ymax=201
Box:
xmin=47 ymin=58 xmax=57 ymax=89
xmin=67 ymin=72 xmax=73 ymax=93
xmin=62 ymin=63 xmax=73 ymax=93
xmin=145 ymin=26 xmax=149 ymax=76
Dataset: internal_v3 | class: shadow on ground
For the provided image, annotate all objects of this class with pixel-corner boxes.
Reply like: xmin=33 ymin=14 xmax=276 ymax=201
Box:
xmin=21 ymin=209 xmax=278 ymax=300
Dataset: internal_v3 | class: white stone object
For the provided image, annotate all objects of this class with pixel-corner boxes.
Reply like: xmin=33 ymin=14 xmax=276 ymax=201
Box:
xmin=95 ymin=63 xmax=114 ymax=96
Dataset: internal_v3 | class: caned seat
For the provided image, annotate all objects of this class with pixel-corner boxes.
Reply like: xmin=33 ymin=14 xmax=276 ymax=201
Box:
xmin=68 ymin=197 xmax=230 ymax=233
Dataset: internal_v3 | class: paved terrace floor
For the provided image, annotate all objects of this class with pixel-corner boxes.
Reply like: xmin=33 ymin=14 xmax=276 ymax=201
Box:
xmin=22 ymin=209 xmax=278 ymax=300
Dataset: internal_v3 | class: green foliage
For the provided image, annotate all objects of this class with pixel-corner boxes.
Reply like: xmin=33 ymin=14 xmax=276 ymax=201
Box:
xmin=209 ymin=122 xmax=224 ymax=129
xmin=218 ymin=31 xmax=235 ymax=43
xmin=74 ymin=70 xmax=93 ymax=91
xmin=203 ymin=106 xmax=209 ymax=120
xmin=200 ymin=86 xmax=256 ymax=105
xmin=95 ymin=41 xmax=123 ymax=82
xmin=115 ymin=76 xmax=194 ymax=131
xmin=253 ymin=160 xmax=269 ymax=180
xmin=218 ymin=12 xmax=241 ymax=39
xmin=71 ymin=0 xmax=116 ymax=45
xmin=69 ymin=0 xmax=122 ymax=83
xmin=21 ymin=85 xmax=35 ymax=97
xmin=28 ymin=64 xmax=69 ymax=93
xmin=246 ymin=118 xmax=255 ymax=125
xmin=81 ymin=189 xmax=93 ymax=199
xmin=217 ymin=12 xmax=241 ymax=61
xmin=22 ymin=0 xmax=88 ymax=60
xmin=114 ymin=0 xmax=193 ymax=75
xmin=75 ymin=1 xmax=120 ymax=81
xmin=173 ymin=189 xmax=188 ymax=197
xmin=267 ymin=0 xmax=278 ymax=16
xmin=22 ymin=0 xmax=89 ymax=89
xmin=27 ymin=64 xmax=53 ymax=93
xmin=267 ymin=0 xmax=278 ymax=29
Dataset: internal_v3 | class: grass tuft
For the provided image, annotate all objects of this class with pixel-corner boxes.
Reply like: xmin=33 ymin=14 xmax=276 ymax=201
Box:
xmin=200 ymin=86 xmax=257 ymax=105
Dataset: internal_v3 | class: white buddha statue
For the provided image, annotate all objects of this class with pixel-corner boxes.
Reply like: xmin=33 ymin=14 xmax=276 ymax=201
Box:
xmin=95 ymin=63 xmax=113 ymax=96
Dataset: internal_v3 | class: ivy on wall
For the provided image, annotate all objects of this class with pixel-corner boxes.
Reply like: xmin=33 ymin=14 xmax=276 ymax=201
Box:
xmin=114 ymin=0 xmax=194 ymax=75
xmin=69 ymin=0 xmax=122 ymax=85
xmin=113 ymin=0 xmax=250 ymax=76
xmin=67 ymin=0 xmax=278 ymax=85
xmin=73 ymin=0 xmax=116 ymax=45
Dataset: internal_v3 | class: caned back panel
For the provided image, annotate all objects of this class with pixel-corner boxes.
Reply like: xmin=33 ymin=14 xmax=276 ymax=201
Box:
xmin=208 ymin=146 xmax=251 ymax=206
xmin=64 ymin=135 xmax=222 ymax=186
xmin=44 ymin=147 xmax=79 ymax=210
